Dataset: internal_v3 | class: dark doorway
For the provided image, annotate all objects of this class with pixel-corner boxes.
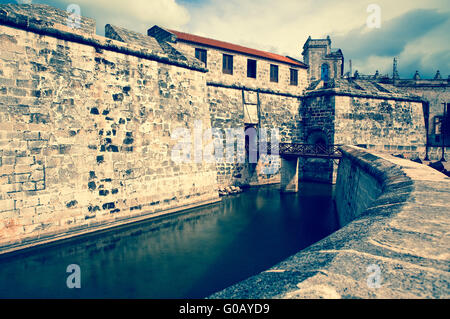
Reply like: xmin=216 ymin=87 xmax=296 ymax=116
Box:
xmin=321 ymin=63 xmax=329 ymax=81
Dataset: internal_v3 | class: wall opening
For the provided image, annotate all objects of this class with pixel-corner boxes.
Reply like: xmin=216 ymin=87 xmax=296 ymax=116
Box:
xmin=321 ymin=63 xmax=329 ymax=81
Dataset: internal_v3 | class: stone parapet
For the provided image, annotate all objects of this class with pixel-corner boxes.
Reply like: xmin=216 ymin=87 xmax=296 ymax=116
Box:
xmin=0 ymin=3 xmax=96 ymax=35
xmin=0 ymin=4 xmax=206 ymax=72
xmin=210 ymin=146 xmax=449 ymax=298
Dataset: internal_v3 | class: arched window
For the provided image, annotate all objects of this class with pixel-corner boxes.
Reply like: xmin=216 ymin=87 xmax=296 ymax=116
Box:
xmin=321 ymin=63 xmax=329 ymax=81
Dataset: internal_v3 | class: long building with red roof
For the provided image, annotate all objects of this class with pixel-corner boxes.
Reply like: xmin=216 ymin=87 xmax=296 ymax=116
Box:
xmin=167 ymin=29 xmax=307 ymax=69
xmin=148 ymin=25 xmax=309 ymax=96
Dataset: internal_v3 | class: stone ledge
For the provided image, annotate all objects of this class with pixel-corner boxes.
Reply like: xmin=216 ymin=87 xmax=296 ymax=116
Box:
xmin=207 ymin=81 xmax=304 ymax=99
xmin=0 ymin=196 xmax=221 ymax=257
xmin=0 ymin=3 xmax=96 ymax=34
xmin=304 ymin=87 xmax=427 ymax=103
xmin=0 ymin=5 xmax=207 ymax=73
xmin=210 ymin=146 xmax=449 ymax=299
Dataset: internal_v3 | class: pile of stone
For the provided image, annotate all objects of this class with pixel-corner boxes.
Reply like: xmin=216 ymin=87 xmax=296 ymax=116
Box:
xmin=218 ymin=186 xmax=242 ymax=196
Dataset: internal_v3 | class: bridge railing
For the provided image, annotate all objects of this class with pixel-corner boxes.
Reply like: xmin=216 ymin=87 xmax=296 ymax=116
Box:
xmin=255 ymin=142 xmax=343 ymax=159
xmin=280 ymin=143 xmax=343 ymax=158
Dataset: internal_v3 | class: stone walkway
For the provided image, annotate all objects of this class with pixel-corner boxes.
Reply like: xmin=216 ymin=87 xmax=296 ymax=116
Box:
xmin=210 ymin=150 xmax=450 ymax=299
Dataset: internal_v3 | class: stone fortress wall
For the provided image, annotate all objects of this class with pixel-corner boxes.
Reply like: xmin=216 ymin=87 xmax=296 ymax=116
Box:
xmin=205 ymin=86 xmax=303 ymax=186
xmin=0 ymin=3 xmax=445 ymax=253
xmin=398 ymin=84 xmax=450 ymax=157
xmin=149 ymin=26 xmax=309 ymax=187
xmin=0 ymin=4 xmax=219 ymax=251
xmin=349 ymin=69 xmax=450 ymax=160
xmin=301 ymin=90 xmax=427 ymax=154
xmin=305 ymin=36 xmax=449 ymax=162
xmin=299 ymin=80 xmax=427 ymax=183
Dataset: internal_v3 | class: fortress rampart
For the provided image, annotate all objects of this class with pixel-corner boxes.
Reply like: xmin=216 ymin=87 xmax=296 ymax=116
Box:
xmin=0 ymin=3 xmax=445 ymax=261
xmin=0 ymin=4 xmax=219 ymax=252
xmin=211 ymin=146 xmax=450 ymax=298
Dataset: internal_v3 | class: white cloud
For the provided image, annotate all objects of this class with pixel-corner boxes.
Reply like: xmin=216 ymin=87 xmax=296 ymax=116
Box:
xmin=180 ymin=0 xmax=448 ymax=77
xmin=395 ymin=18 xmax=450 ymax=78
xmin=39 ymin=0 xmax=448 ymax=77
xmin=54 ymin=0 xmax=190 ymax=34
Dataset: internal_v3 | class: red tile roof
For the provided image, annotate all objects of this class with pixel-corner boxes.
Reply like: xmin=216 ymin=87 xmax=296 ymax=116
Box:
xmin=168 ymin=29 xmax=308 ymax=68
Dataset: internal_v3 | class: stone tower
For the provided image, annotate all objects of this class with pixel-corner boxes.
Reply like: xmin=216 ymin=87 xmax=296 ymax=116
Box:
xmin=302 ymin=36 xmax=344 ymax=82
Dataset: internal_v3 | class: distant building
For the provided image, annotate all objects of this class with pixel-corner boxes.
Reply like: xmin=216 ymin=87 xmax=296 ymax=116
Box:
xmin=388 ymin=71 xmax=450 ymax=148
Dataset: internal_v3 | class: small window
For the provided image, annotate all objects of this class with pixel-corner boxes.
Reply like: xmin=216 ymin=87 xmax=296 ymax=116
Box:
xmin=290 ymin=68 xmax=298 ymax=86
xmin=195 ymin=48 xmax=207 ymax=67
xmin=247 ymin=59 xmax=257 ymax=79
xmin=223 ymin=54 xmax=233 ymax=75
xmin=270 ymin=64 xmax=278 ymax=83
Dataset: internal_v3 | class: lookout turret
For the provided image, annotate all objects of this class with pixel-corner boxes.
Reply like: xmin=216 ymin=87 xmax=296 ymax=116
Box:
xmin=302 ymin=36 xmax=344 ymax=82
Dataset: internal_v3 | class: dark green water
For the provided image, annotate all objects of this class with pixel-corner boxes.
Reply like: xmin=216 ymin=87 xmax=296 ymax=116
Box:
xmin=0 ymin=183 xmax=339 ymax=299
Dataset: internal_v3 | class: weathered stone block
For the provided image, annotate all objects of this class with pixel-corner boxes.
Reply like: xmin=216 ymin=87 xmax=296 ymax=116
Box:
xmin=15 ymin=156 xmax=34 ymax=165
xmin=0 ymin=199 xmax=15 ymax=212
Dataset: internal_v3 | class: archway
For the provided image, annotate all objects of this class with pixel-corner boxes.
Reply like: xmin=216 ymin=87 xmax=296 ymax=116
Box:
xmin=307 ymin=130 xmax=328 ymax=146
xmin=301 ymin=130 xmax=334 ymax=184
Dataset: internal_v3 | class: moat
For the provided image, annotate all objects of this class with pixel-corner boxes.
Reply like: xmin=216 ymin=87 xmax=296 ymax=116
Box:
xmin=0 ymin=183 xmax=338 ymax=299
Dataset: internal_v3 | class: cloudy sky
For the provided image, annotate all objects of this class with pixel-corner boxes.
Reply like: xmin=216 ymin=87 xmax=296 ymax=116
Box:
xmin=2 ymin=0 xmax=449 ymax=78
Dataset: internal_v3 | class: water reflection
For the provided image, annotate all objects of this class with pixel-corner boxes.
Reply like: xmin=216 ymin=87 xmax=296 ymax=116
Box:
xmin=0 ymin=183 xmax=338 ymax=298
